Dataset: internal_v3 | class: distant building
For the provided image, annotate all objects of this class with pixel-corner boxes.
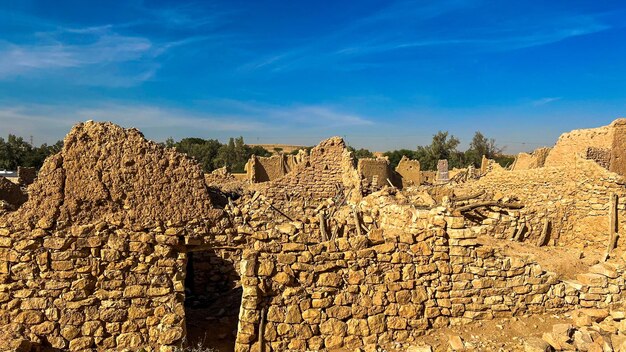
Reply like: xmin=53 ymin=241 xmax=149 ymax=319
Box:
xmin=0 ymin=170 xmax=18 ymax=183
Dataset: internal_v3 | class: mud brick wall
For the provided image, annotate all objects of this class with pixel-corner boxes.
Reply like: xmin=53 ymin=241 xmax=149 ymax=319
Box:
xmin=454 ymin=158 xmax=626 ymax=249
xmin=358 ymin=158 xmax=393 ymax=191
xmin=545 ymin=124 xmax=613 ymax=167
xmin=17 ymin=167 xmax=37 ymax=186
xmin=249 ymin=154 xmax=303 ymax=183
xmin=610 ymin=119 xmax=626 ymax=176
xmin=254 ymin=137 xmax=361 ymax=202
xmin=251 ymin=156 xmax=284 ymax=183
xmin=395 ymin=156 xmax=421 ymax=187
xmin=512 ymin=147 xmax=551 ymax=171
xmin=233 ymin=204 xmax=579 ymax=352
xmin=0 ymin=176 xmax=27 ymax=208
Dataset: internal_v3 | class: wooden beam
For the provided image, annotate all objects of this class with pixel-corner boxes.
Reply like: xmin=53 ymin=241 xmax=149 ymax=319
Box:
xmin=451 ymin=190 xmax=485 ymax=202
xmin=603 ymin=193 xmax=619 ymax=261
xmin=453 ymin=201 xmax=524 ymax=215
xmin=536 ymin=218 xmax=550 ymax=247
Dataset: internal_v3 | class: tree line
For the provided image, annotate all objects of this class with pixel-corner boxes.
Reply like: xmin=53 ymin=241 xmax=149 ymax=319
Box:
xmin=0 ymin=131 xmax=514 ymax=173
xmin=164 ymin=136 xmax=271 ymax=173
xmin=0 ymin=135 xmax=63 ymax=170
xmin=382 ymin=131 xmax=514 ymax=170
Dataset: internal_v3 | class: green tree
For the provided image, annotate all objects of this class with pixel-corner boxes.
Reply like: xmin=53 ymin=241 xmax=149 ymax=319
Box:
xmin=464 ymin=131 xmax=502 ymax=167
xmin=347 ymin=146 xmax=374 ymax=159
xmin=383 ymin=149 xmax=417 ymax=169
xmin=173 ymin=138 xmax=222 ymax=172
xmin=415 ymin=131 xmax=461 ymax=170
xmin=0 ymin=135 xmax=62 ymax=170
xmin=215 ymin=136 xmax=271 ymax=173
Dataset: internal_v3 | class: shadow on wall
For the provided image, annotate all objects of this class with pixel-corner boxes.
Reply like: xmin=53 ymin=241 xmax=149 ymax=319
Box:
xmin=184 ymin=249 xmax=242 ymax=351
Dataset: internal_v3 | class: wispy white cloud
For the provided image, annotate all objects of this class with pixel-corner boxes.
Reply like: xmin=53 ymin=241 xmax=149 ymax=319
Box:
xmin=131 ymin=1 xmax=238 ymax=30
xmin=0 ymin=100 xmax=374 ymax=144
xmin=197 ymin=99 xmax=375 ymax=127
xmin=0 ymin=1 xmax=231 ymax=86
xmin=532 ymin=97 xmax=562 ymax=106
xmin=268 ymin=105 xmax=374 ymax=127
xmin=0 ymin=103 xmax=267 ymax=143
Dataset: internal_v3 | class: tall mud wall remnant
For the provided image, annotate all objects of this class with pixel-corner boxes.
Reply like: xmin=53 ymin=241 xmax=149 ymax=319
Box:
xmin=17 ymin=167 xmax=37 ymax=186
xmin=358 ymin=158 xmax=394 ymax=192
xmin=511 ymin=147 xmax=551 ymax=171
xmin=247 ymin=154 xmax=304 ymax=183
xmin=253 ymin=137 xmax=361 ymax=201
xmin=0 ymin=121 xmax=234 ymax=351
xmin=544 ymin=119 xmax=626 ymax=173
xmin=0 ymin=176 xmax=27 ymax=210
xmin=395 ymin=156 xmax=421 ymax=187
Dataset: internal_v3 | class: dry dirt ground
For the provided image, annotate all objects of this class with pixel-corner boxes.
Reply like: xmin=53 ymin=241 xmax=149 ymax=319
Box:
xmin=389 ymin=312 xmax=572 ymax=351
xmin=476 ymin=235 xmax=604 ymax=280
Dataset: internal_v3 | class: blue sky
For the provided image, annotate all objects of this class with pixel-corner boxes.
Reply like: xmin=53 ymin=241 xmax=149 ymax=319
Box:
xmin=0 ymin=0 xmax=625 ymax=153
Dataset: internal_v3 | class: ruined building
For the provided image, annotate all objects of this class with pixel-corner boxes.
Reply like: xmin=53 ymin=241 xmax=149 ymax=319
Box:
xmin=1 ymin=119 xmax=626 ymax=351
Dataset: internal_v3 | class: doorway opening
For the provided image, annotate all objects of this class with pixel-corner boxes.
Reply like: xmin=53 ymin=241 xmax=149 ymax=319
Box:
xmin=184 ymin=248 xmax=242 ymax=351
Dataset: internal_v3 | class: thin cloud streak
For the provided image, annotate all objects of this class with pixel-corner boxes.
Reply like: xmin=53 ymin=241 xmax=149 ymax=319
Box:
xmin=0 ymin=103 xmax=267 ymax=144
xmin=0 ymin=25 xmax=221 ymax=86
xmin=0 ymin=101 xmax=374 ymax=144
xmin=244 ymin=1 xmax=612 ymax=72
xmin=532 ymin=97 xmax=562 ymax=106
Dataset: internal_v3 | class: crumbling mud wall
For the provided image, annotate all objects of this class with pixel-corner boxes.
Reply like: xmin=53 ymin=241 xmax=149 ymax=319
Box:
xmin=232 ymin=192 xmax=625 ymax=351
xmin=0 ymin=176 xmax=27 ymax=209
xmin=17 ymin=167 xmax=37 ymax=186
xmin=543 ymin=119 xmax=626 ymax=171
xmin=0 ymin=122 xmax=234 ymax=351
xmin=247 ymin=154 xmax=303 ymax=183
xmin=358 ymin=158 xmax=393 ymax=191
xmin=253 ymin=137 xmax=361 ymax=202
xmin=512 ymin=147 xmax=551 ymax=171
xmin=454 ymin=158 xmax=626 ymax=249
xmin=395 ymin=156 xmax=421 ymax=187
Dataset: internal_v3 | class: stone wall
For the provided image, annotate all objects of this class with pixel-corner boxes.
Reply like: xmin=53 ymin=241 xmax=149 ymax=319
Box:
xmin=585 ymin=147 xmax=611 ymax=169
xmin=0 ymin=122 xmax=234 ymax=351
xmin=395 ymin=156 xmax=421 ymax=187
xmin=233 ymin=193 xmax=624 ymax=351
xmin=453 ymin=158 xmax=626 ymax=249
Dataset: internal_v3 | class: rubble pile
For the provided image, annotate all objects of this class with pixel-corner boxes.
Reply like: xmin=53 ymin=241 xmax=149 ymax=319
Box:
xmin=541 ymin=305 xmax=626 ymax=351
